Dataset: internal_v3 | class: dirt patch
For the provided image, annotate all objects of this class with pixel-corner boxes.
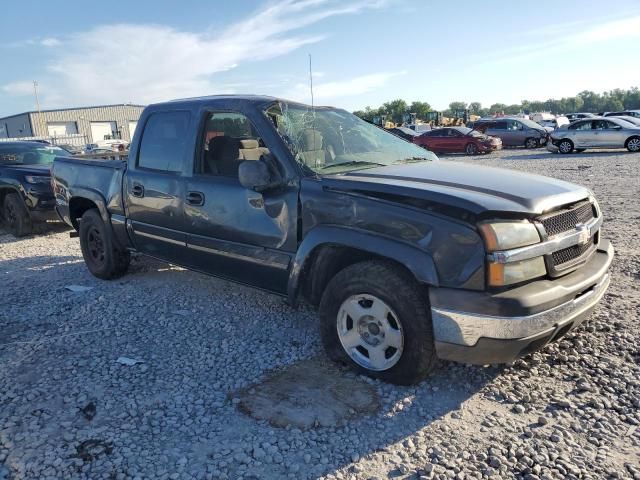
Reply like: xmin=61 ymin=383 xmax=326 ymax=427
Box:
xmin=233 ymin=357 xmax=380 ymax=429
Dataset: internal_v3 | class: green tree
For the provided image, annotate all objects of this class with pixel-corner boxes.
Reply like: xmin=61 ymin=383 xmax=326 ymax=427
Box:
xmin=469 ymin=102 xmax=483 ymax=115
xmin=408 ymin=101 xmax=432 ymax=121
xmin=381 ymin=99 xmax=408 ymax=124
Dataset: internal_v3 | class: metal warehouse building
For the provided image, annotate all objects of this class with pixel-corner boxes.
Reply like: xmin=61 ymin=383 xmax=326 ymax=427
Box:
xmin=0 ymin=104 xmax=145 ymax=145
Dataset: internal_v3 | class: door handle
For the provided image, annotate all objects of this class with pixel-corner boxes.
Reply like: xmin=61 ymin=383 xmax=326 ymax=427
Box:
xmin=186 ymin=191 xmax=205 ymax=206
xmin=131 ymin=183 xmax=144 ymax=198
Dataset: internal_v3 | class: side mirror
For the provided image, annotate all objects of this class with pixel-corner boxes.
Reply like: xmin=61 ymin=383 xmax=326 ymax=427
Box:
xmin=238 ymin=157 xmax=281 ymax=192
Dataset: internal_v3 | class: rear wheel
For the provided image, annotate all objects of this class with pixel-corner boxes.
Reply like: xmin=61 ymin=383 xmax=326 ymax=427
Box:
xmin=558 ymin=139 xmax=574 ymax=154
xmin=2 ymin=192 xmax=32 ymax=237
xmin=626 ymin=136 xmax=640 ymax=152
xmin=524 ymin=137 xmax=539 ymax=149
xmin=465 ymin=143 xmax=478 ymax=155
xmin=319 ymin=260 xmax=437 ymax=385
xmin=79 ymin=209 xmax=130 ymax=279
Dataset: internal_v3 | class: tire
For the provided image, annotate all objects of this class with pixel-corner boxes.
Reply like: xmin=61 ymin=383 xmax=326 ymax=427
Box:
xmin=319 ymin=260 xmax=437 ymax=385
xmin=465 ymin=143 xmax=478 ymax=155
xmin=626 ymin=136 xmax=640 ymax=152
xmin=558 ymin=139 xmax=574 ymax=154
xmin=524 ymin=137 xmax=539 ymax=149
xmin=2 ymin=192 xmax=32 ymax=237
xmin=79 ymin=209 xmax=130 ymax=280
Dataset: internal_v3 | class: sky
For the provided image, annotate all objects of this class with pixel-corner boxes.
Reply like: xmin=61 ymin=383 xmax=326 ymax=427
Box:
xmin=1 ymin=0 xmax=639 ymax=117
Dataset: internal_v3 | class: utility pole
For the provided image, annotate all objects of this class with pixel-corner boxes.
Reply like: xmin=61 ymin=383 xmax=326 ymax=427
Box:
xmin=33 ymin=81 xmax=41 ymax=113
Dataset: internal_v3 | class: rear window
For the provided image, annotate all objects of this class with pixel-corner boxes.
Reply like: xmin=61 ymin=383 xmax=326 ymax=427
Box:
xmin=137 ymin=111 xmax=190 ymax=172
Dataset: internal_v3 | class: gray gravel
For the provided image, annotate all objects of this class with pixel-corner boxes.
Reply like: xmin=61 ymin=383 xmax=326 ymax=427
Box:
xmin=1 ymin=147 xmax=639 ymax=480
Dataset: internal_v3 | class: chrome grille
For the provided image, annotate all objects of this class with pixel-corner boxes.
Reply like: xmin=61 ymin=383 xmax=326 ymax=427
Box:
xmin=552 ymin=236 xmax=595 ymax=266
xmin=540 ymin=201 xmax=595 ymax=237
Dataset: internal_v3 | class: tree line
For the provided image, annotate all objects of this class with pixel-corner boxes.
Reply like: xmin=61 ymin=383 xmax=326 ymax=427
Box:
xmin=353 ymin=87 xmax=640 ymax=124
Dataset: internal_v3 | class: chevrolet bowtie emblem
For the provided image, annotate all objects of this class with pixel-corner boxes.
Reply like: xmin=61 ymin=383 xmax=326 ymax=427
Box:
xmin=575 ymin=223 xmax=590 ymax=246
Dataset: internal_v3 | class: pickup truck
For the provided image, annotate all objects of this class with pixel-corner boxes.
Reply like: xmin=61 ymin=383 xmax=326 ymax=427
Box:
xmin=52 ymin=95 xmax=613 ymax=385
xmin=1 ymin=141 xmax=64 ymax=236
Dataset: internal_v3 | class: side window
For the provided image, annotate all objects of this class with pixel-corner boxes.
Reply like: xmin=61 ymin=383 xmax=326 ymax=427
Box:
xmin=493 ymin=121 xmax=507 ymax=130
xmin=575 ymin=121 xmax=593 ymax=131
xmin=138 ymin=111 xmax=190 ymax=172
xmin=505 ymin=120 xmax=521 ymax=130
xmin=198 ymin=111 xmax=267 ymax=177
xmin=605 ymin=121 xmax=619 ymax=129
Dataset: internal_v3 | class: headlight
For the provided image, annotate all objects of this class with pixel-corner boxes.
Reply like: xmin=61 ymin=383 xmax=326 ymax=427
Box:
xmin=479 ymin=221 xmax=545 ymax=287
xmin=24 ymin=175 xmax=52 ymax=184
xmin=487 ymin=257 xmax=546 ymax=287
xmin=478 ymin=221 xmax=540 ymax=250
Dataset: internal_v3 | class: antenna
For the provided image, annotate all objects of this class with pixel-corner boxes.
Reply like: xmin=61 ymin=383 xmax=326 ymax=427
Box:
xmin=308 ymin=54 xmax=314 ymax=109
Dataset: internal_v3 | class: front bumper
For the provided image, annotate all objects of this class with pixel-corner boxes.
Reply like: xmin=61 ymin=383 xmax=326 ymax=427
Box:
xmin=430 ymin=240 xmax=613 ymax=364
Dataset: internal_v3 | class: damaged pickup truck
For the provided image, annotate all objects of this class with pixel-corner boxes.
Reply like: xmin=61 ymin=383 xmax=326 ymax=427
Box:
xmin=52 ymin=96 xmax=613 ymax=385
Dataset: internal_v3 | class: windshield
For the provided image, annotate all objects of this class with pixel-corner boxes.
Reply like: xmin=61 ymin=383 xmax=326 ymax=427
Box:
xmin=519 ymin=118 xmax=545 ymax=130
xmin=0 ymin=144 xmax=67 ymax=165
xmin=266 ymin=102 xmax=437 ymax=173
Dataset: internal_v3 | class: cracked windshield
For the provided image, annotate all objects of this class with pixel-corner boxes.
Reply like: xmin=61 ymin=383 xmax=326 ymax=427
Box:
xmin=267 ymin=102 xmax=437 ymax=173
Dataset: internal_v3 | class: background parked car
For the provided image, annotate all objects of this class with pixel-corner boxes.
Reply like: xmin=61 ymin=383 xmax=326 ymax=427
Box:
xmin=610 ymin=115 xmax=640 ymax=127
xmin=0 ymin=141 xmax=64 ymax=236
xmin=473 ymin=117 xmax=549 ymax=148
xmin=386 ymin=127 xmax=421 ymax=142
xmin=548 ymin=117 xmax=640 ymax=154
xmin=413 ymin=126 xmax=502 ymax=154
xmin=538 ymin=116 xmax=570 ymax=130
xmin=604 ymin=110 xmax=640 ymax=119
xmin=565 ymin=112 xmax=596 ymax=122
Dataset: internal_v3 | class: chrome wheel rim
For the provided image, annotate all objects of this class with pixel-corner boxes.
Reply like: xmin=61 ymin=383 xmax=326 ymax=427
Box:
xmin=466 ymin=144 xmax=476 ymax=155
xmin=629 ymin=138 xmax=640 ymax=151
xmin=336 ymin=294 xmax=404 ymax=371
xmin=559 ymin=141 xmax=571 ymax=153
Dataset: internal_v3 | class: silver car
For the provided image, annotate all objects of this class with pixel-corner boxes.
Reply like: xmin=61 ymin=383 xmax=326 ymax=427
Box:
xmin=548 ymin=117 xmax=640 ymax=154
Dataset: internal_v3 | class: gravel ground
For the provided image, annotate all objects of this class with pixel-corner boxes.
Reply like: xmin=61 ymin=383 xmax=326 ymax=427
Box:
xmin=1 ymin=147 xmax=639 ymax=480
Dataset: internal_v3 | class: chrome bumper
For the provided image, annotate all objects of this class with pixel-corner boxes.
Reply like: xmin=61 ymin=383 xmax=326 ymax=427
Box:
xmin=432 ymin=272 xmax=610 ymax=348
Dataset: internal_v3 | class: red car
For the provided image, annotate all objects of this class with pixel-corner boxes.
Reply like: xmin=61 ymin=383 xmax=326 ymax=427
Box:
xmin=413 ymin=127 xmax=502 ymax=155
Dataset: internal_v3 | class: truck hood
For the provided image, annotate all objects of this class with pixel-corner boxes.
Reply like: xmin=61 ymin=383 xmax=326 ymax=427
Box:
xmin=325 ymin=161 xmax=590 ymax=215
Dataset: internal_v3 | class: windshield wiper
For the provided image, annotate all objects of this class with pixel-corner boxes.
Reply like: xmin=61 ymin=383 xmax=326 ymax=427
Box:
xmin=394 ymin=156 xmax=431 ymax=164
xmin=319 ymin=160 xmax=386 ymax=171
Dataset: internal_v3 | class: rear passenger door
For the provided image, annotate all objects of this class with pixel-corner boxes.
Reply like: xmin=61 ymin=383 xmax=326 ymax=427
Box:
xmin=182 ymin=110 xmax=298 ymax=294
xmin=124 ymin=110 xmax=191 ymax=264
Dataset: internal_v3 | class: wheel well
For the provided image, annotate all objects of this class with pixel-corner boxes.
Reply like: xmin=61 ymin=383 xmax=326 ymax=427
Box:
xmin=69 ymin=197 xmax=99 ymax=230
xmin=300 ymin=245 xmax=419 ymax=306
xmin=626 ymin=135 xmax=640 ymax=144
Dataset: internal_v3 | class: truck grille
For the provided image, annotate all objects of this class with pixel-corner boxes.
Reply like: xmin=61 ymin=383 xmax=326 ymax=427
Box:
xmin=540 ymin=201 xmax=595 ymax=237
xmin=552 ymin=236 xmax=595 ymax=266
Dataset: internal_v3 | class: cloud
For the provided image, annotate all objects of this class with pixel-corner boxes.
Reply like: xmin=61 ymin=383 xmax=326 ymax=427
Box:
xmin=41 ymin=37 xmax=61 ymax=47
xmin=4 ymin=0 xmax=387 ymax=108
xmin=2 ymin=81 xmax=35 ymax=96
xmin=289 ymin=71 xmax=405 ymax=103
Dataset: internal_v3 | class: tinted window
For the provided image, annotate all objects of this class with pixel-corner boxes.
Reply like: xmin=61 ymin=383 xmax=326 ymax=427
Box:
xmin=0 ymin=144 xmax=68 ymax=165
xmin=492 ymin=121 xmax=507 ymax=130
xmin=138 ymin=111 xmax=190 ymax=172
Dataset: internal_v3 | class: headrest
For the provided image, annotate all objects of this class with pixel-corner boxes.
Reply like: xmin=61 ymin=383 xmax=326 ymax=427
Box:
xmin=302 ymin=129 xmax=323 ymax=150
xmin=239 ymin=139 xmax=259 ymax=149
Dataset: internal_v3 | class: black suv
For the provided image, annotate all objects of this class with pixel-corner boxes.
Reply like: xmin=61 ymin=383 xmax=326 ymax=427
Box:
xmin=0 ymin=141 xmax=63 ymax=236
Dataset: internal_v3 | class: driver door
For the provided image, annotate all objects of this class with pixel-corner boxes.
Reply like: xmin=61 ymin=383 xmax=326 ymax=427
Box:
xmin=182 ymin=110 xmax=298 ymax=294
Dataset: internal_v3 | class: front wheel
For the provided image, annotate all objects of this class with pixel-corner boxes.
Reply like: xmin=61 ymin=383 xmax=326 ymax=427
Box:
xmin=79 ymin=209 xmax=130 ymax=280
xmin=558 ymin=139 xmax=574 ymax=154
xmin=626 ymin=136 xmax=640 ymax=152
xmin=524 ymin=137 xmax=539 ymax=149
xmin=319 ymin=260 xmax=437 ymax=385
xmin=2 ymin=192 xmax=32 ymax=237
xmin=465 ymin=143 xmax=478 ymax=155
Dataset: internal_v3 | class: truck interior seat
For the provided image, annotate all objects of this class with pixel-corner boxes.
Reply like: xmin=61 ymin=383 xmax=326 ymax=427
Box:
xmin=238 ymin=138 xmax=269 ymax=160
xmin=206 ymin=136 xmax=241 ymax=176
xmin=299 ymin=129 xmax=325 ymax=168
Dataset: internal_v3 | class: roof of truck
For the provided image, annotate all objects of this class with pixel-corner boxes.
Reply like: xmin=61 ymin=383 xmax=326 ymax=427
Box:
xmin=156 ymin=94 xmax=332 ymax=110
